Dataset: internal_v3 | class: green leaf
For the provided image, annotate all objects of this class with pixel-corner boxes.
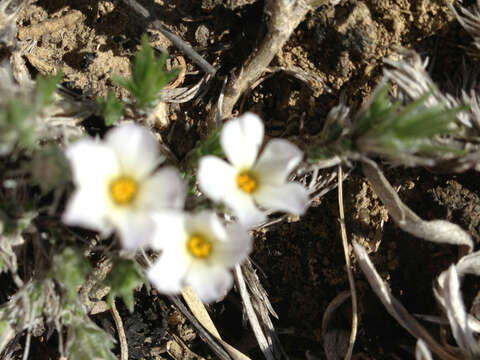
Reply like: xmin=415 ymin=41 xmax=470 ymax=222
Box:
xmin=0 ymin=72 xmax=62 ymax=154
xmin=97 ymin=91 xmax=124 ymax=126
xmin=66 ymin=316 xmax=117 ymax=360
xmin=186 ymin=124 xmax=224 ymax=167
xmin=35 ymin=71 xmax=63 ymax=108
xmin=105 ymin=259 xmax=144 ymax=312
xmin=353 ymin=83 xmax=464 ymax=156
xmin=0 ymin=99 xmax=35 ymax=153
xmin=113 ymin=34 xmax=179 ymax=109
xmin=50 ymin=248 xmax=91 ymax=301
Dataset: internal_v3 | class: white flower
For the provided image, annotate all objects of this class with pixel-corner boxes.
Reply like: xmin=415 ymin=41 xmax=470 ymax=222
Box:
xmin=147 ymin=211 xmax=251 ymax=303
xmin=198 ymin=113 xmax=308 ymax=227
xmin=63 ymin=123 xmax=186 ymax=250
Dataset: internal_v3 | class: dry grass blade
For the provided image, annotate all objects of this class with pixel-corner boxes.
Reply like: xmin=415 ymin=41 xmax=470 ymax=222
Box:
xmin=241 ymin=259 xmax=287 ymax=359
xmin=159 ymin=75 xmax=211 ymax=103
xmin=434 ymin=253 xmax=480 ymax=354
xmin=353 ymin=242 xmax=457 ymax=360
xmin=181 ymin=286 xmax=251 ymax=360
xmin=415 ymin=340 xmax=433 ymax=360
xmin=182 ymin=286 xmax=221 ymax=339
xmin=337 ymin=165 xmax=358 ymax=360
xmin=321 ymin=291 xmax=350 ymax=360
xmin=450 ymin=1 xmax=480 ymax=53
xmin=168 ymin=295 xmax=233 ymax=360
xmin=361 ymin=158 xmax=473 ymax=251
xmin=454 ymin=251 xmax=480 ymax=277
xmin=234 ymin=264 xmax=276 ymax=360
xmin=442 ymin=266 xmax=479 ymax=354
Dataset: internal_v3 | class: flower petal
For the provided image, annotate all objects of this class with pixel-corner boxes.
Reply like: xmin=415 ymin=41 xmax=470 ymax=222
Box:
xmin=147 ymin=251 xmax=189 ymax=295
xmin=227 ymin=192 xmax=266 ymax=227
xmin=137 ymin=167 xmax=186 ymax=212
xmin=62 ymin=188 xmax=113 ymax=236
xmin=254 ymin=139 xmax=303 ymax=185
xmin=185 ymin=211 xmax=227 ymax=242
xmin=112 ymin=211 xmax=156 ymax=250
xmin=198 ymin=156 xmax=236 ymax=202
xmin=254 ymin=182 xmax=309 ymax=215
xmin=186 ymin=264 xmax=233 ymax=303
xmin=212 ymin=222 xmax=252 ymax=267
xmin=105 ymin=123 xmax=164 ymax=179
xmin=220 ymin=113 xmax=264 ymax=168
xmin=150 ymin=211 xmax=188 ymax=251
xmin=66 ymin=138 xmax=119 ymax=188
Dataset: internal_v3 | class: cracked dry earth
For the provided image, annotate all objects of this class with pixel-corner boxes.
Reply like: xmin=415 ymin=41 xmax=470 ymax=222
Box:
xmin=9 ymin=0 xmax=480 ymax=359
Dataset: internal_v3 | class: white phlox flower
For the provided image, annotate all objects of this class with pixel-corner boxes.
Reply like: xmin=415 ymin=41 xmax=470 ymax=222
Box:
xmin=198 ymin=112 xmax=309 ymax=227
xmin=62 ymin=123 xmax=186 ymax=250
xmin=147 ymin=211 xmax=252 ymax=303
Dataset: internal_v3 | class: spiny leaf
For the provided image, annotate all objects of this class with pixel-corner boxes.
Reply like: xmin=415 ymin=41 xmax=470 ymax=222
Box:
xmin=105 ymin=259 xmax=144 ymax=312
xmin=353 ymin=84 xmax=464 ymax=156
xmin=66 ymin=316 xmax=117 ymax=360
xmin=0 ymin=72 xmax=62 ymax=154
xmin=35 ymin=71 xmax=62 ymax=108
xmin=50 ymin=248 xmax=91 ymax=301
xmin=113 ymin=34 xmax=179 ymax=109
xmin=97 ymin=90 xmax=124 ymax=126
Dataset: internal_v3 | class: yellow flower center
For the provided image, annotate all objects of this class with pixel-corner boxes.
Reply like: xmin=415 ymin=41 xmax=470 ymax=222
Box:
xmin=236 ymin=171 xmax=258 ymax=193
xmin=109 ymin=176 xmax=138 ymax=205
xmin=187 ymin=234 xmax=212 ymax=259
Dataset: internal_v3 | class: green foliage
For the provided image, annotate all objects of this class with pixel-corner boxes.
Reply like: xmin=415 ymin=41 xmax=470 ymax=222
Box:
xmin=114 ymin=34 xmax=179 ymax=109
xmin=0 ymin=72 xmax=62 ymax=154
xmin=65 ymin=308 xmax=116 ymax=360
xmin=0 ymin=99 xmax=35 ymax=154
xmin=50 ymin=248 xmax=91 ymax=301
xmin=105 ymin=259 xmax=144 ymax=312
xmin=97 ymin=91 xmax=124 ymax=126
xmin=307 ymin=83 xmax=466 ymax=164
xmin=35 ymin=72 xmax=62 ymax=108
xmin=186 ymin=125 xmax=224 ymax=169
xmin=353 ymin=84 xmax=464 ymax=156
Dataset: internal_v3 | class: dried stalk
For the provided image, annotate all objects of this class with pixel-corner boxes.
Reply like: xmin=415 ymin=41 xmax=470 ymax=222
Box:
xmin=110 ymin=300 xmax=128 ymax=360
xmin=361 ymin=157 xmax=473 ymax=251
xmin=337 ymin=166 xmax=358 ymax=360
xmin=122 ymin=0 xmax=216 ymax=76
xmin=353 ymin=243 xmax=458 ymax=360
xmin=209 ymin=0 xmax=313 ymax=128
xmin=234 ymin=264 xmax=275 ymax=360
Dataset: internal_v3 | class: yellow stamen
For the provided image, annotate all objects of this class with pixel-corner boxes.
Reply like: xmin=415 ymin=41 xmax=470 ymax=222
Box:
xmin=109 ymin=176 xmax=138 ymax=205
xmin=187 ymin=234 xmax=212 ymax=259
xmin=236 ymin=171 xmax=258 ymax=193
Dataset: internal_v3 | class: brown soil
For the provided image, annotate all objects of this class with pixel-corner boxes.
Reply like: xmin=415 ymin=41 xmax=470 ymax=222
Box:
xmin=13 ymin=0 xmax=480 ymax=359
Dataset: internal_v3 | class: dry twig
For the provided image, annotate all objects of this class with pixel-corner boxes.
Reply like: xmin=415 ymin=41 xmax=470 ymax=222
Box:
xmin=110 ymin=300 xmax=128 ymax=360
xmin=208 ymin=0 xmax=313 ymax=127
xmin=122 ymin=0 xmax=216 ymax=76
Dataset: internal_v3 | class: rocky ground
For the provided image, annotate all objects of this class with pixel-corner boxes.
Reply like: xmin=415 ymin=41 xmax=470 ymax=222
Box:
xmin=3 ymin=0 xmax=480 ymax=359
